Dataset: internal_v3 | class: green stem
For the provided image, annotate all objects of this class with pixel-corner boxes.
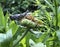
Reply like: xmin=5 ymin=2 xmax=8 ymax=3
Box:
xmin=13 ymin=29 xmax=29 ymax=47
xmin=54 ymin=0 xmax=58 ymax=29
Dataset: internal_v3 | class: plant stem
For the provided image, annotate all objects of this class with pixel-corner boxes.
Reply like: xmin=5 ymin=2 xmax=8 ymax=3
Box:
xmin=54 ymin=0 xmax=58 ymax=29
xmin=13 ymin=29 xmax=29 ymax=47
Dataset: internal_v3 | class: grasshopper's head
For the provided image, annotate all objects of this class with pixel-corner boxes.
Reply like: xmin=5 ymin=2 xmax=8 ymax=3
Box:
xmin=10 ymin=10 xmax=29 ymax=21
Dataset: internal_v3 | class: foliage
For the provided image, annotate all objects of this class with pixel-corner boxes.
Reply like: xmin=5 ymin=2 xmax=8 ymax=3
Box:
xmin=0 ymin=0 xmax=60 ymax=47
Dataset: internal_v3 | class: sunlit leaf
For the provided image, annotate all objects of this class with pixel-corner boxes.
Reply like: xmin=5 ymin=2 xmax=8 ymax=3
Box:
xmin=4 ymin=12 xmax=9 ymax=31
xmin=20 ymin=36 xmax=26 ymax=47
xmin=29 ymin=39 xmax=36 ymax=46
xmin=29 ymin=39 xmax=46 ymax=47
xmin=0 ymin=6 xmax=5 ymax=32
xmin=9 ymin=21 xmax=19 ymax=36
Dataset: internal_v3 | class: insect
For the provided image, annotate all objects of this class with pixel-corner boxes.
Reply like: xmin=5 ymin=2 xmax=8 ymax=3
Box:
xmin=24 ymin=13 xmax=43 ymax=25
xmin=10 ymin=10 xmax=29 ymax=21
xmin=10 ymin=10 xmax=43 ymax=26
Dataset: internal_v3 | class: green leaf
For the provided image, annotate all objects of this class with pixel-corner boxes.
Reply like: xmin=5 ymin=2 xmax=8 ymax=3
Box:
xmin=56 ymin=29 xmax=60 ymax=40
xmin=32 ymin=42 xmax=46 ymax=47
xmin=44 ymin=10 xmax=51 ymax=21
xmin=29 ymin=39 xmax=46 ymax=47
xmin=4 ymin=12 xmax=9 ymax=31
xmin=58 ymin=6 xmax=60 ymax=26
xmin=44 ymin=0 xmax=55 ymax=13
xmin=25 ymin=32 xmax=31 ymax=47
xmin=0 ymin=6 xmax=5 ymax=32
xmin=9 ymin=21 xmax=19 ymax=36
xmin=36 ymin=32 xmax=49 ymax=42
xmin=0 ymin=29 xmax=13 ymax=47
xmin=29 ymin=39 xmax=36 ymax=46
xmin=20 ymin=36 xmax=26 ymax=47
xmin=0 ymin=6 xmax=5 ymax=26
